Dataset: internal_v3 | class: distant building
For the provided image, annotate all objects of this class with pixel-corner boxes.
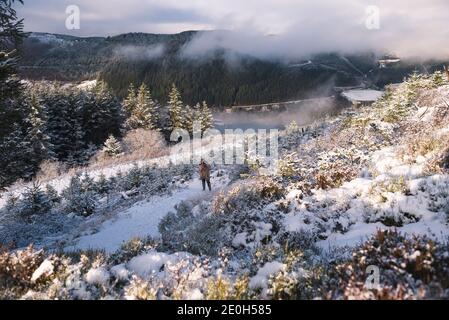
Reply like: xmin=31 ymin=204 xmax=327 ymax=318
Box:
xmin=378 ymin=56 xmax=401 ymax=68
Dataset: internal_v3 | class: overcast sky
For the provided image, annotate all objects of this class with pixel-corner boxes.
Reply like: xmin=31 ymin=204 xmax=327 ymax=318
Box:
xmin=16 ymin=0 xmax=449 ymax=59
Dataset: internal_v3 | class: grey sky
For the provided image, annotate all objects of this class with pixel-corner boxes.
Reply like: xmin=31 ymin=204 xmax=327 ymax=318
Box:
xmin=16 ymin=0 xmax=449 ymax=59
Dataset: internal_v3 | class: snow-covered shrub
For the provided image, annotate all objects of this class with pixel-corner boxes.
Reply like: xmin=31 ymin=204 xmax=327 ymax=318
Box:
xmin=325 ymin=230 xmax=449 ymax=299
xmin=124 ymin=275 xmax=157 ymax=300
xmin=109 ymin=237 xmax=158 ymax=265
xmin=17 ymin=182 xmax=52 ymax=220
xmin=62 ymin=173 xmax=98 ymax=216
xmin=102 ymin=135 xmax=122 ymax=158
xmin=0 ymin=245 xmax=45 ymax=299
xmin=277 ymin=153 xmax=301 ymax=179
xmin=206 ymin=275 xmax=235 ymax=300
xmin=212 ymin=178 xmax=285 ymax=215
xmin=159 ymin=201 xmax=224 ymax=256
xmin=286 ymin=121 xmax=300 ymax=135
xmin=422 ymin=176 xmax=449 ymax=216
xmin=431 ymin=71 xmax=448 ymax=87
xmin=45 ymin=184 xmax=60 ymax=204
xmin=314 ymin=152 xmax=361 ymax=190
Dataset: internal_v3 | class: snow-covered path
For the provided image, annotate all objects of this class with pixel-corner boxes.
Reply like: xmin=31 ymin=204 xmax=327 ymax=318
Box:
xmin=67 ymin=176 xmax=227 ymax=253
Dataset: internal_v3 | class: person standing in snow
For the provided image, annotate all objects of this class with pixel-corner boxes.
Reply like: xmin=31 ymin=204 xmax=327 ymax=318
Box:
xmin=199 ymin=159 xmax=211 ymax=191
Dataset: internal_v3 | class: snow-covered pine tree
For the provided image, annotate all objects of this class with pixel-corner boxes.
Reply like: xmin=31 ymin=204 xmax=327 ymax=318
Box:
xmin=83 ymin=81 xmax=123 ymax=146
xmin=183 ymin=104 xmax=194 ymax=134
xmin=65 ymin=90 xmax=86 ymax=165
xmin=0 ymin=122 xmax=33 ymax=182
xmin=25 ymin=93 xmax=53 ymax=173
xmin=0 ymin=0 xmax=26 ymax=188
xmin=123 ymin=83 xmax=137 ymax=116
xmin=43 ymin=85 xmax=86 ymax=164
xmin=19 ymin=181 xmax=51 ymax=220
xmin=167 ymin=84 xmax=185 ymax=132
xmin=95 ymin=173 xmax=111 ymax=195
xmin=127 ymin=84 xmax=159 ymax=130
xmin=62 ymin=173 xmax=97 ymax=216
xmin=200 ymin=101 xmax=214 ymax=131
xmin=103 ymin=134 xmax=122 ymax=157
xmin=45 ymin=184 xmax=60 ymax=204
xmin=0 ymin=0 xmax=25 ymax=139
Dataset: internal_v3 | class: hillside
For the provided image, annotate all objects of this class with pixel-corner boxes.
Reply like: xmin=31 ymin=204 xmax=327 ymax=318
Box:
xmin=1 ymin=72 xmax=448 ymax=299
xmin=18 ymin=32 xmax=446 ymax=108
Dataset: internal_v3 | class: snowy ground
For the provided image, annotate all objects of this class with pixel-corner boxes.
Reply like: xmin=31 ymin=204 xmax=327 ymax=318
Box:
xmin=67 ymin=174 xmax=229 ymax=253
xmin=0 ymin=134 xmax=238 ymax=210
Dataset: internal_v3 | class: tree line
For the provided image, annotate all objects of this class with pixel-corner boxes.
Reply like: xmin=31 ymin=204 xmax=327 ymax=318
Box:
xmin=0 ymin=1 xmax=213 ymax=188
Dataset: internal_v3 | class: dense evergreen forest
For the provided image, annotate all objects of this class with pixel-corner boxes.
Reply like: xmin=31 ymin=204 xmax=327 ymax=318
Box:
xmin=19 ymin=32 xmax=444 ymax=108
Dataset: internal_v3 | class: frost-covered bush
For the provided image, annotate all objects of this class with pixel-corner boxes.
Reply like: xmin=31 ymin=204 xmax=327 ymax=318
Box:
xmin=45 ymin=184 xmax=61 ymax=205
xmin=109 ymin=237 xmax=158 ymax=265
xmin=15 ymin=182 xmax=52 ymax=220
xmin=212 ymin=178 xmax=285 ymax=215
xmin=159 ymin=201 xmax=224 ymax=256
xmin=102 ymin=135 xmax=122 ymax=158
xmin=62 ymin=173 xmax=98 ymax=216
xmin=206 ymin=274 xmax=253 ymax=300
xmin=160 ymin=178 xmax=285 ymax=257
xmin=325 ymin=230 xmax=449 ymax=300
xmin=277 ymin=153 xmax=301 ymax=179
xmin=0 ymin=245 xmax=45 ymax=299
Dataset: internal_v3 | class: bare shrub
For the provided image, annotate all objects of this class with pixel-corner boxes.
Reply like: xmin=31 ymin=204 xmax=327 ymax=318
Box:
xmin=122 ymin=129 xmax=167 ymax=159
xmin=35 ymin=160 xmax=65 ymax=182
xmin=90 ymin=129 xmax=168 ymax=169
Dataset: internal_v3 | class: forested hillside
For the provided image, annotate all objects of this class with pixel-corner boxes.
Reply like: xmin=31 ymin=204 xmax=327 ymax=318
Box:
xmin=19 ymin=32 xmax=445 ymax=108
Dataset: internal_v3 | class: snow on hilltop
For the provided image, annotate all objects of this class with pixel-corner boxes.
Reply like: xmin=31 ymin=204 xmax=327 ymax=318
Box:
xmin=29 ymin=32 xmax=70 ymax=45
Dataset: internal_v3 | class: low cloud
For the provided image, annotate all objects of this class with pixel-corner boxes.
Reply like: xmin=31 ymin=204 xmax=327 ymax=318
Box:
xmin=181 ymin=0 xmax=449 ymax=61
xmin=114 ymin=44 xmax=165 ymax=61
xmin=18 ymin=0 xmax=449 ymax=60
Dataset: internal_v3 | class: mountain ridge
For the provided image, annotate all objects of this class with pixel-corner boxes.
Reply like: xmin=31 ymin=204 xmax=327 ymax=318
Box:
xmin=19 ymin=31 xmax=446 ymax=108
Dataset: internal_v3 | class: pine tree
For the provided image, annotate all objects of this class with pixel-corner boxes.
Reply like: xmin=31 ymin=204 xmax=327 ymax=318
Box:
xmin=25 ymin=93 xmax=53 ymax=172
xmin=123 ymin=83 xmax=137 ymax=116
xmin=95 ymin=173 xmax=111 ymax=195
xmin=200 ymin=101 xmax=214 ymax=131
xmin=62 ymin=173 xmax=97 ymax=216
xmin=183 ymin=104 xmax=194 ymax=134
xmin=0 ymin=122 xmax=31 ymax=182
xmin=167 ymin=84 xmax=185 ymax=132
xmin=83 ymin=81 xmax=123 ymax=146
xmin=45 ymin=184 xmax=60 ymax=204
xmin=19 ymin=181 xmax=51 ymax=220
xmin=126 ymin=84 xmax=158 ymax=130
xmin=65 ymin=90 xmax=86 ymax=165
xmin=103 ymin=134 xmax=122 ymax=157
xmin=0 ymin=0 xmax=26 ymax=188
xmin=0 ymin=0 xmax=25 ymax=139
